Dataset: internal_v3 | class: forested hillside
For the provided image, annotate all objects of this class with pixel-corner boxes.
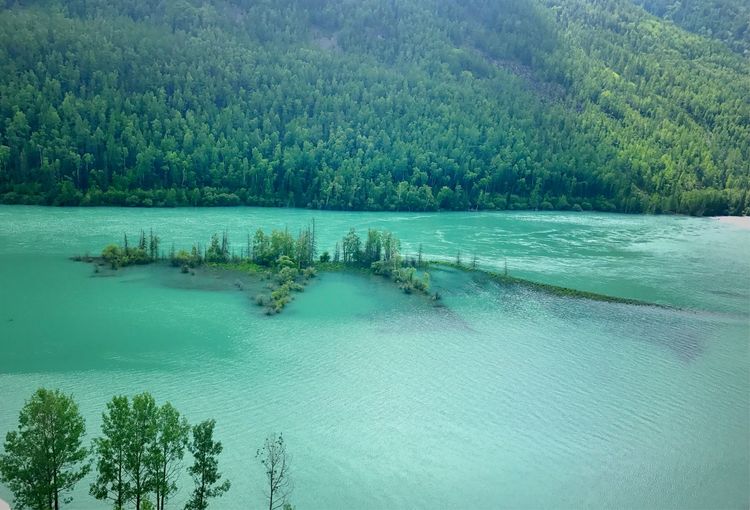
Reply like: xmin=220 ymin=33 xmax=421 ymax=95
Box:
xmin=0 ymin=0 xmax=748 ymax=215
xmin=632 ymin=0 xmax=749 ymax=56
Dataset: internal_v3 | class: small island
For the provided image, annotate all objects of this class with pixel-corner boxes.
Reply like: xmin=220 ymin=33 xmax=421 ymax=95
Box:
xmin=74 ymin=224 xmax=664 ymax=314
xmin=75 ymin=224 xmax=434 ymax=315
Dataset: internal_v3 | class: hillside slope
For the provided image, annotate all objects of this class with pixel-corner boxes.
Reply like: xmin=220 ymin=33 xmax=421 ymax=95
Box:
xmin=632 ymin=0 xmax=749 ymax=57
xmin=0 ymin=0 xmax=748 ymax=215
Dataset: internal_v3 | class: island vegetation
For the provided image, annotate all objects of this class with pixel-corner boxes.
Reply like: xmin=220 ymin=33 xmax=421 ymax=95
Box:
xmin=80 ymin=224 xmax=434 ymax=315
xmin=0 ymin=388 xmax=293 ymax=510
xmin=76 ymin=223 xmax=666 ymax=314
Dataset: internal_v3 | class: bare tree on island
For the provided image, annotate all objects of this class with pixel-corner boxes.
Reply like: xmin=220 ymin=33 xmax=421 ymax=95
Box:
xmin=257 ymin=433 xmax=293 ymax=510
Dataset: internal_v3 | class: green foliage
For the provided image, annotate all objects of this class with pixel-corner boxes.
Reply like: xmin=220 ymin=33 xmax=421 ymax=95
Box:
xmin=94 ymin=226 xmax=320 ymax=315
xmin=302 ymin=267 xmax=317 ymax=279
xmin=0 ymin=388 xmax=90 ymax=510
xmin=251 ymin=225 xmax=315 ymax=269
xmin=102 ymin=231 xmax=158 ymax=268
xmin=126 ymin=393 xmax=158 ymax=510
xmin=331 ymin=227 xmax=431 ymax=293
xmin=185 ymin=420 xmax=230 ymax=510
xmin=251 ymin=226 xmax=314 ymax=268
xmin=90 ymin=396 xmax=133 ymax=509
xmin=362 ymin=230 xmax=382 ymax=265
xmin=91 ymin=394 xmax=190 ymax=510
xmin=149 ymin=403 xmax=190 ymax=510
xmin=342 ymin=229 xmax=362 ymax=264
xmin=170 ymin=249 xmax=201 ymax=269
xmin=270 ymin=285 xmax=293 ymax=313
xmin=204 ymin=233 xmax=229 ymax=264
xmin=102 ymin=244 xmax=125 ymax=269
xmin=392 ymin=267 xmax=431 ymax=294
xmin=127 ymin=248 xmax=152 ymax=266
xmin=3 ymin=389 xmax=233 ymax=510
xmin=276 ymin=266 xmax=299 ymax=286
xmin=633 ymin=0 xmax=750 ymax=56
xmin=0 ymin=0 xmax=746 ymax=215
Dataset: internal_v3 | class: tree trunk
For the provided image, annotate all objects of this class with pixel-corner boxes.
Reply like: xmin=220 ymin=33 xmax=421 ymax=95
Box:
xmin=53 ymin=469 xmax=59 ymax=510
xmin=117 ymin=456 xmax=123 ymax=510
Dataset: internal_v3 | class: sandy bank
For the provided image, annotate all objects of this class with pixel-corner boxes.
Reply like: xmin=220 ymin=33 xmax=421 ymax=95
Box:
xmin=715 ymin=216 xmax=750 ymax=229
xmin=0 ymin=498 xmax=10 ymax=510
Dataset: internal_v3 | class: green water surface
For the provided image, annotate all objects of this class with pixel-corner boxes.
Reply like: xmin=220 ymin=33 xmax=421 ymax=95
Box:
xmin=0 ymin=206 xmax=748 ymax=509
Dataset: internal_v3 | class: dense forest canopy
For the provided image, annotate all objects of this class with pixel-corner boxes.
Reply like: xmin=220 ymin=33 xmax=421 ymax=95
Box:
xmin=0 ymin=0 xmax=748 ymax=215
xmin=632 ymin=0 xmax=749 ymax=56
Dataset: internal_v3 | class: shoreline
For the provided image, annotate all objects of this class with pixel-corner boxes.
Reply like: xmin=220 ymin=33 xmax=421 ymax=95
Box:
xmin=0 ymin=498 xmax=10 ymax=510
xmin=715 ymin=216 xmax=750 ymax=229
xmin=1 ymin=202 xmax=749 ymax=220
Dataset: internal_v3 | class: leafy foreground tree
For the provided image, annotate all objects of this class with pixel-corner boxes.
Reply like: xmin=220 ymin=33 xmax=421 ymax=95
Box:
xmin=90 ymin=396 xmax=132 ymax=509
xmin=126 ymin=393 xmax=158 ymax=510
xmin=256 ymin=433 xmax=292 ymax=510
xmin=91 ymin=394 xmax=189 ymax=510
xmin=149 ymin=403 xmax=190 ymax=510
xmin=185 ymin=420 xmax=230 ymax=510
xmin=0 ymin=388 xmax=89 ymax=510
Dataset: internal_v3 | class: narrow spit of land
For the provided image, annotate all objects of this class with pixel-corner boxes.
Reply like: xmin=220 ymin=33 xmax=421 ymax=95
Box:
xmin=73 ymin=224 xmax=668 ymax=315
xmin=430 ymin=262 xmax=666 ymax=307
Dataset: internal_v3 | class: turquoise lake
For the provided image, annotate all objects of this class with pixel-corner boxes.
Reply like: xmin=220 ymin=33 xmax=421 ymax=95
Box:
xmin=0 ymin=206 xmax=748 ymax=509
